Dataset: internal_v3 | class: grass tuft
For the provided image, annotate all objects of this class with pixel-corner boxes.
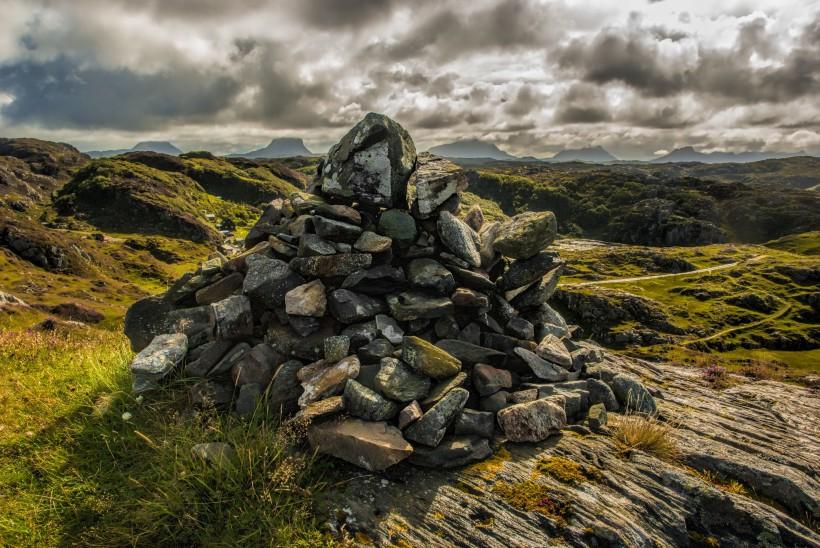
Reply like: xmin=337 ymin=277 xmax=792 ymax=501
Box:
xmin=492 ymin=480 xmax=571 ymax=526
xmin=613 ymin=414 xmax=679 ymax=461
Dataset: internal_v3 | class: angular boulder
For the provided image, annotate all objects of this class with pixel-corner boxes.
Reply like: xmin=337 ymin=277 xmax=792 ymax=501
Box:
xmin=405 ymin=387 xmax=469 ymax=447
xmin=402 ymin=336 xmax=462 ymax=380
xmin=497 ymin=398 xmax=566 ymax=442
xmin=406 ymin=153 xmax=467 ymax=217
xmin=131 ymin=333 xmax=188 ymax=393
xmin=493 ymin=211 xmax=557 ymax=259
xmin=320 ymin=113 xmax=417 ymax=208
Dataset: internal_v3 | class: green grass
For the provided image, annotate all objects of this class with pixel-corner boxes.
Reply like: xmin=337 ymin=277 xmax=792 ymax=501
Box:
xmin=0 ymin=321 xmax=331 ymax=546
xmin=764 ymin=231 xmax=820 ymax=255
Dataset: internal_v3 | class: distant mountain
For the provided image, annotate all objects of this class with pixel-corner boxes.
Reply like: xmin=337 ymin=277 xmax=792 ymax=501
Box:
xmin=651 ymin=146 xmax=804 ymax=164
xmin=547 ymin=146 xmax=618 ymax=163
xmin=87 ymin=141 xmax=182 ymax=158
xmin=428 ymin=139 xmax=518 ymax=161
xmin=231 ymin=138 xmax=313 ymax=159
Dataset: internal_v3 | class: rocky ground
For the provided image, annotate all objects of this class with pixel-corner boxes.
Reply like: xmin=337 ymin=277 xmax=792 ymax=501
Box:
xmin=320 ymin=349 xmax=819 ymax=547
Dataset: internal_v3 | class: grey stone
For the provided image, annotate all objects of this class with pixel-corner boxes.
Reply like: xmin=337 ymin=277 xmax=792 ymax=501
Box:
xmin=289 ymin=253 xmax=372 ymax=278
xmin=268 ymin=359 xmax=304 ymax=416
xmin=407 ymin=258 xmax=455 ymax=295
xmin=497 ymin=398 xmax=567 ymax=442
xmin=451 ymin=287 xmax=489 ymax=308
xmin=328 ymin=289 xmax=386 ymax=323
xmin=405 ymin=387 xmax=469 ymax=447
xmin=298 ymin=355 xmax=361 ymax=407
xmin=343 ymin=379 xmax=399 ymax=421
xmin=308 ymin=418 xmax=413 ymax=471
xmin=288 ymin=315 xmax=321 ymax=337
xmin=131 ymin=333 xmax=188 ymax=393
xmin=587 ymin=403 xmax=608 ymax=431
xmin=497 ymin=251 xmax=559 ymax=291
xmin=480 ymin=390 xmax=510 ymax=413
xmin=510 ymin=265 xmax=564 ymax=310
xmin=184 ymin=339 xmax=235 ymax=377
xmin=398 ymin=401 xmax=423 ymax=429
xmin=409 ymin=436 xmax=492 ymax=468
xmin=209 ymin=295 xmax=253 ymax=340
xmin=231 ymin=343 xmax=280 ymax=387
xmin=453 ymin=409 xmax=495 ymax=438
xmin=375 ymin=313 xmax=404 ymax=344
xmin=313 ymin=215 xmax=362 ymax=242
xmin=376 ymin=357 xmax=431 ymax=402
xmin=209 ymin=341 xmax=252 ymax=376
xmin=324 ymin=335 xmax=351 ymax=363
xmin=355 ymin=364 xmax=381 ymax=392
xmin=586 ymin=378 xmax=620 ymax=411
xmin=457 ymin=322 xmax=481 ymax=345
xmin=354 ymin=231 xmax=393 ymax=253
xmin=478 ymin=221 xmax=501 ymax=268
xmin=378 ymin=209 xmax=417 ymax=244
xmin=437 ymin=211 xmax=481 ymax=268
xmin=434 ymin=316 xmax=461 ymax=339
xmin=387 ymin=291 xmax=454 ymax=321
xmin=463 ymin=204 xmax=484 ymax=232
xmin=611 ymin=374 xmax=657 ymax=415
xmin=510 ymin=388 xmax=538 ymax=403
xmin=448 ymin=266 xmax=495 ymax=292
xmin=195 ymin=272 xmax=244 ymax=305
xmin=535 ymin=334 xmax=573 ymax=368
xmin=514 ymin=347 xmax=569 ymax=381
xmin=235 ymin=383 xmax=262 ymax=417
xmin=493 ymin=211 xmax=557 ymax=259
xmin=506 ymin=317 xmax=534 ymax=340
xmin=406 ymin=153 xmax=467 ymax=217
xmin=421 ymin=372 xmax=468 ymax=406
xmin=190 ymin=380 xmax=233 ymax=409
xmin=473 ymin=363 xmax=512 ymax=396
xmin=357 ymin=338 xmax=394 ymax=363
xmin=341 ymin=321 xmax=378 ymax=348
xmin=320 ymin=113 xmax=416 ymax=208
xmin=284 ymin=279 xmax=327 ymax=317
xmin=298 ymin=233 xmax=336 ymax=257
xmin=243 ymin=254 xmax=305 ymax=309
xmin=342 ymin=265 xmax=406 ymax=295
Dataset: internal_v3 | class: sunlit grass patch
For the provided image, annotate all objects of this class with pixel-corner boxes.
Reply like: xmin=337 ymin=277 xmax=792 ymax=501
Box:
xmin=612 ymin=414 xmax=679 ymax=461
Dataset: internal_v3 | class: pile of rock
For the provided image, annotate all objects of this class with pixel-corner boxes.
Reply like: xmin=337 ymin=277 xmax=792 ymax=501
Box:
xmin=125 ymin=113 xmax=656 ymax=471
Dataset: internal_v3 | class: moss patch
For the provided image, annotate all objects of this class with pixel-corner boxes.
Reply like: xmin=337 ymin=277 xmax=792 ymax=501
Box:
xmin=492 ymin=480 xmax=571 ymax=526
xmin=536 ymin=456 xmax=603 ymax=484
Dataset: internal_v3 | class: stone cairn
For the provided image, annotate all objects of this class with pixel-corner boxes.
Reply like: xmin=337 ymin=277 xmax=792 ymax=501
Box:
xmin=126 ymin=113 xmax=656 ymax=471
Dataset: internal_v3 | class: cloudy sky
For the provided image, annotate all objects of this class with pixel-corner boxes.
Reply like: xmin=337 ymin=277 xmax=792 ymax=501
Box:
xmin=0 ymin=0 xmax=818 ymax=159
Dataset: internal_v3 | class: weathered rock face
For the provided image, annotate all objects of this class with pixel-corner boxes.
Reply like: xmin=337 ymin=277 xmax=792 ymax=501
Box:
xmin=308 ymin=418 xmax=413 ymax=472
xmin=320 ymin=113 xmax=416 ymax=208
xmin=407 ymin=152 xmax=467 ymax=217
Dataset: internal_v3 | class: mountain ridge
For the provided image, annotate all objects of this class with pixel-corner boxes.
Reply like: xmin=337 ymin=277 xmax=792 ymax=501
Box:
xmin=87 ymin=141 xmax=182 ymax=158
xmin=230 ymin=137 xmax=314 ymax=158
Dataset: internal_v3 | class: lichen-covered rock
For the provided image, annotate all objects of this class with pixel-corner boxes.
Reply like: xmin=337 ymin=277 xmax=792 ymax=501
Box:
xmin=308 ymin=418 xmax=413 ymax=472
xmin=376 ymin=357 xmax=431 ymax=402
xmin=298 ymin=355 xmax=361 ymax=407
xmin=493 ymin=211 xmax=557 ymax=259
xmin=405 ymin=387 xmax=469 ymax=447
xmin=497 ymin=397 xmax=566 ymax=442
xmin=377 ymin=209 xmax=417 ymax=244
xmin=324 ymin=335 xmax=350 ymax=364
xmin=343 ymin=379 xmax=399 ymax=421
xmin=402 ymin=336 xmax=461 ymax=380
xmin=243 ymin=254 xmax=304 ymax=310
xmin=289 ymin=253 xmax=373 ymax=278
xmin=284 ymin=279 xmax=327 ymax=317
xmin=437 ymin=211 xmax=481 ymax=268
xmin=210 ymin=295 xmax=253 ymax=340
xmin=354 ymin=231 xmax=393 ymax=253
xmin=320 ymin=113 xmax=416 ymax=208
xmin=497 ymin=251 xmax=559 ymax=291
xmin=131 ymin=333 xmax=188 ymax=393
xmin=407 ymin=153 xmax=467 ymax=217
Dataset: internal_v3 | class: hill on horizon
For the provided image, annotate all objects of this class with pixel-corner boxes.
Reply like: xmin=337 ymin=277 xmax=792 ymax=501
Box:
xmin=651 ymin=146 xmax=805 ymax=164
xmin=547 ymin=146 xmax=618 ymax=163
xmin=230 ymin=137 xmax=314 ymax=159
xmin=428 ymin=139 xmax=518 ymax=161
xmin=86 ymin=141 xmax=182 ymax=158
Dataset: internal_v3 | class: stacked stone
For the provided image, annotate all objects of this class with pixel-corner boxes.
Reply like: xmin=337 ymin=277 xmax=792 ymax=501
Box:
xmin=126 ymin=113 xmax=656 ymax=472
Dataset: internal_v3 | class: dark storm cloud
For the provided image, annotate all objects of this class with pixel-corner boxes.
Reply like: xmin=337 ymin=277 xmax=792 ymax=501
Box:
xmin=297 ymin=0 xmax=399 ymax=28
xmin=361 ymin=0 xmax=549 ymax=62
xmin=503 ymin=85 xmax=544 ymax=117
xmin=553 ymin=83 xmax=612 ymax=124
xmin=0 ymin=57 xmax=240 ymax=129
xmin=554 ymin=14 xmax=820 ymax=104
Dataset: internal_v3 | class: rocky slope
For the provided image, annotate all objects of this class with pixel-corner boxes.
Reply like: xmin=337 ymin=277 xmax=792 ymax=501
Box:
xmin=318 ymin=349 xmax=820 ymax=547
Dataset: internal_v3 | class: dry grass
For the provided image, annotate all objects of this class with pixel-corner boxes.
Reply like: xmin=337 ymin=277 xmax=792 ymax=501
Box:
xmin=691 ymin=469 xmax=749 ymax=496
xmin=613 ymin=414 xmax=679 ymax=461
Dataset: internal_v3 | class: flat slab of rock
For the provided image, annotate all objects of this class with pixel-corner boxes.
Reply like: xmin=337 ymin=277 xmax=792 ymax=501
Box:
xmin=131 ymin=333 xmax=188 ymax=393
xmin=436 ymin=339 xmax=506 ymax=366
xmin=308 ymin=418 xmax=413 ymax=472
xmin=409 ymin=435 xmax=492 ymax=468
xmin=290 ymin=253 xmax=372 ymax=278
xmin=387 ymin=291 xmax=454 ymax=321
xmin=514 ymin=347 xmax=569 ymax=381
